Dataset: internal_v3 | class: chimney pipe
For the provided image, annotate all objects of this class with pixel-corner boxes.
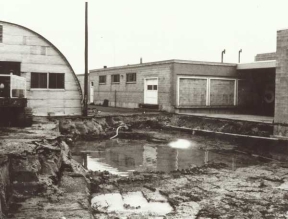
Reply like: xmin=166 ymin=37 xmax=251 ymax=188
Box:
xmin=221 ymin=49 xmax=226 ymax=63
xmin=104 ymin=66 xmax=107 ymax=69
xmin=140 ymin=57 xmax=143 ymax=64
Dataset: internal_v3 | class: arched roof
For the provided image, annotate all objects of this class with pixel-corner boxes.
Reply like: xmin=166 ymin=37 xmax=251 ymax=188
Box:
xmin=0 ymin=20 xmax=83 ymax=97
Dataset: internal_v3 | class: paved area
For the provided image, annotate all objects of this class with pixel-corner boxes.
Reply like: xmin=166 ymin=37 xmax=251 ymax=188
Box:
xmin=88 ymin=105 xmax=273 ymax=124
xmin=179 ymin=113 xmax=274 ymax=124
xmin=89 ymin=105 xmax=159 ymax=116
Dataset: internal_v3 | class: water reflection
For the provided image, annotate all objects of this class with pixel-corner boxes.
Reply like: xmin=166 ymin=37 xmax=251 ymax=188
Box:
xmin=71 ymin=138 xmax=265 ymax=176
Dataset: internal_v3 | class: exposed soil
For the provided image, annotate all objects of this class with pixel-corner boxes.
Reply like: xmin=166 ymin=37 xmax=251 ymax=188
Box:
xmin=89 ymin=162 xmax=288 ymax=218
xmin=57 ymin=113 xmax=274 ymax=139
xmin=0 ymin=118 xmax=91 ymax=219
xmin=0 ymin=114 xmax=286 ymax=218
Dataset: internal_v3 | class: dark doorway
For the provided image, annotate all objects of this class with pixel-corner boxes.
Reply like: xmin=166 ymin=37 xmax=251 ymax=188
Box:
xmin=0 ymin=61 xmax=21 ymax=76
xmin=238 ymin=68 xmax=275 ymax=116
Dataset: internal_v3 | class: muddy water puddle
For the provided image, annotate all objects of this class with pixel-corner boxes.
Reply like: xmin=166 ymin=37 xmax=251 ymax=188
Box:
xmin=91 ymin=191 xmax=173 ymax=216
xmin=73 ymin=135 xmax=270 ymax=176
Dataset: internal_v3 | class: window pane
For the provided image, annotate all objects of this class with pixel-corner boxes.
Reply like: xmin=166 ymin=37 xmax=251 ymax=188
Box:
xmin=112 ymin=74 xmax=120 ymax=83
xmin=33 ymin=73 xmax=46 ymax=88
xmin=148 ymin=85 xmax=153 ymax=90
xmin=153 ymin=85 xmax=158 ymax=90
xmin=99 ymin=76 xmax=106 ymax=84
xmin=31 ymin=73 xmax=47 ymax=88
xmin=58 ymin=74 xmax=64 ymax=88
xmin=49 ymin=73 xmax=56 ymax=88
xmin=127 ymin=73 xmax=136 ymax=82
xmin=39 ymin=74 xmax=47 ymax=88
xmin=49 ymin=73 xmax=64 ymax=89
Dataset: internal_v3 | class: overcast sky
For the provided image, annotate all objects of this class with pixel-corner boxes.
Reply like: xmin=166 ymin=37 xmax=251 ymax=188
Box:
xmin=1 ymin=0 xmax=288 ymax=73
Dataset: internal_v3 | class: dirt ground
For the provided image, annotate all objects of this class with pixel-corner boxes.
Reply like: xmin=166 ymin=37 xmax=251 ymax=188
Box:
xmin=0 ymin=118 xmax=92 ymax=219
xmin=89 ymin=161 xmax=288 ymax=218
xmin=1 ymin=114 xmax=288 ymax=218
xmin=79 ymin=128 xmax=288 ymax=218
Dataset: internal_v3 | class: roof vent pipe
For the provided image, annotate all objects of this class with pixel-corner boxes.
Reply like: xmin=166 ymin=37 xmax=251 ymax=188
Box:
xmin=238 ymin=49 xmax=242 ymax=63
xmin=104 ymin=66 xmax=107 ymax=68
xmin=221 ymin=49 xmax=226 ymax=63
xmin=140 ymin=57 xmax=143 ymax=64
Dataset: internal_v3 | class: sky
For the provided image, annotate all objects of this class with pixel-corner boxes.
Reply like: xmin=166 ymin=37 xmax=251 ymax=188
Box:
xmin=1 ymin=0 xmax=288 ymax=74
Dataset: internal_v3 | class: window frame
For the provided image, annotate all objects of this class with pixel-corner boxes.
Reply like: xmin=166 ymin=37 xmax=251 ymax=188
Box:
xmin=111 ymin=74 xmax=120 ymax=84
xmin=30 ymin=72 xmax=65 ymax=90
xmin=48 ymin=73 xmax=65 ymax=89
xmin=99 ymin=75 xmax=106 ymax=84
xmin=126 ymin=73 xmax=136 ymax=83
xmin=31 ymin=72 xmax=48 ymax=89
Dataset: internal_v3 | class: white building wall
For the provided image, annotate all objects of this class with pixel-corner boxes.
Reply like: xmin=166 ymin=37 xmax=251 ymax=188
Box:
xmin=0 ymin=22 xmax=82 ymax=116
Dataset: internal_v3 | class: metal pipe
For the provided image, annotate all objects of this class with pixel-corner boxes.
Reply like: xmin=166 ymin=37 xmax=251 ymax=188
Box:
xmin=238 ymin=49 xmax=242 ymax=63
xmin=110 ymin=124 xmax=128 ymax=139
xmin=221 ymin=49 xmax=226 ymax=63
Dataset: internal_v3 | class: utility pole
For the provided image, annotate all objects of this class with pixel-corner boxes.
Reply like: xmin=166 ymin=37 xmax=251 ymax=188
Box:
xmin=83 ymin=2 xmax=88 ymax=116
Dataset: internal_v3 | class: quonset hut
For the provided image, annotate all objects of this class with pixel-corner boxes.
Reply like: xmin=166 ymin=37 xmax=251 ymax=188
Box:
xmin=0 ymin=21 xmax=82 ymax=122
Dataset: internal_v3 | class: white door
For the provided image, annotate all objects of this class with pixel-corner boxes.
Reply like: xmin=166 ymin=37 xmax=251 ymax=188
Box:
xmin=90 ymin=81 xmax=94 ymax=103
xmin=144 ymin=78 xmax=158 ymax=104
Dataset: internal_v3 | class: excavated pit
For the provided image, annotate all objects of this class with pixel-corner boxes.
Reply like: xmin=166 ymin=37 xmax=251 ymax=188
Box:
xmin=0 ymin=114 xmax=287 ymax=218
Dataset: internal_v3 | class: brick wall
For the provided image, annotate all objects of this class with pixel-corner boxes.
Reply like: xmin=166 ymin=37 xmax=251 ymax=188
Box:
xmin=274 ymin=29 xmax=288 ymax=136
xmin=89 ymin=63 xmax=173 ymax=112
xmin=255 ymin=52 xmax=276 ymax=61
xmin=89 ymin=61 xmax=238 ymax=112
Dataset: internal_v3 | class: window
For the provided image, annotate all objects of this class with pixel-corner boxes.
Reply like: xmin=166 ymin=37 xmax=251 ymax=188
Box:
xmin=126 ymin=73 xmax=136 ymax=83
xmin=147 ymin=85 xmax=157 ymax=90
xmin=0 ymin=25 xmax=3 ymax=43
xmin=111 ymin=74 xmax=120 ymax=83
xmin=31 ymin=72 xmax=64 ymax=89
xmin=31 ymin=73 xmax=47 ymax=88
xmin=99 ymin=75 xmax=106 ymax=84
xmin=49 ymin=73 xmax=64 ymax=89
